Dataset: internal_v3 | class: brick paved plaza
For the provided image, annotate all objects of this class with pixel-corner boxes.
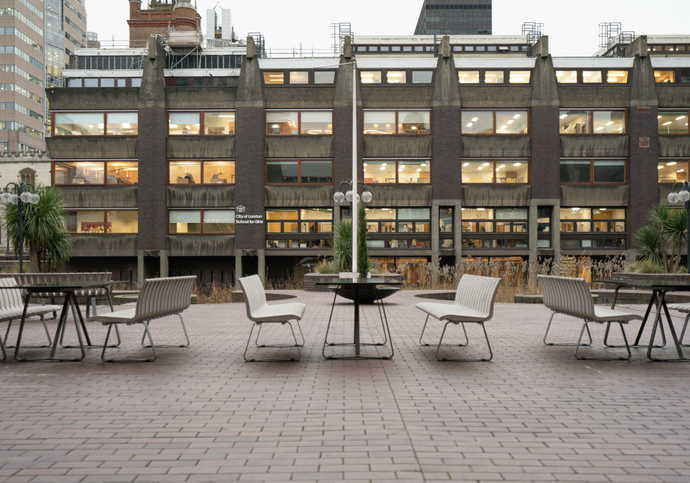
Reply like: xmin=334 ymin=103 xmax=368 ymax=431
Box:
xmin=1 ymin=291 xmax=689 ymax=483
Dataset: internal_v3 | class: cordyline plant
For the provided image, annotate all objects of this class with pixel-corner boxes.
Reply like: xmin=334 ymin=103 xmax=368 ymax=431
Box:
xmin=330 ymin=202 xmax=372 ymax=276
xmin=4 ymin=186 xmax=72 ymax=273
xmin=633 ymin=204 xmax=687 ymax=273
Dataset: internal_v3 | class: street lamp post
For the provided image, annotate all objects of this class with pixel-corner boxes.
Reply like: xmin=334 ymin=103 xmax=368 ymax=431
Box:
xmin=334 ymin=181 xmax=373 ymax=275
xmin=667 ymin=181 xmax=690 ymax=271
xmin=1 ymin=183 xmax=40 ymax=273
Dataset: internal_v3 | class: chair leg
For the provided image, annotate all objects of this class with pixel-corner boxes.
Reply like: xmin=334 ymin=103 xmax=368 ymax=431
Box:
xmin=679 ymin=313 xmax=690 ymax=347
xmin=4 ymin=318 xmax=52 ymax=349
xmin=544 ymin=312 xmax=592 ymax=346
xmin=419 ymin=315 xmax=431 ymax=346
xmin=141 ymin=314 xmax=190 ymax=348
xmin=102 ymin=323 xmax=156 ymax=363
xmin=435 ymin=321 xmax=488 ymax=362
xmin=0 ymin=329 xmax=6 ymax=362
xmin=324 ymin=288 xmax=340 ymax=346
xmin=575 ymin=321 xmax=631 ymax=361
xmin=245 ymin=322 xmax=301 ymax=362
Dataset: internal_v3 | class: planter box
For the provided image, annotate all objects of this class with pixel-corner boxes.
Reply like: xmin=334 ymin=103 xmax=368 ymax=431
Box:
xmin=303 ymin=272 xmax=402 ymax=292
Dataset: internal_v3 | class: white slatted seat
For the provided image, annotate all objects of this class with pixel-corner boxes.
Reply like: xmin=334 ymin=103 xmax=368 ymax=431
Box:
xmin=538 ymin=275 xmax=641 ymax=360
xmin=416 ymin=274 xmax=501 ymax=361
xmin=665 ymin=303 xmax=690 ymax=347
xmin=87 ymin=276 xmax=196 ymax=362
xmin=238 ymin=275 xmax=306 ymax=362
xmin=0 ymin=278 xmax=62 ymax=361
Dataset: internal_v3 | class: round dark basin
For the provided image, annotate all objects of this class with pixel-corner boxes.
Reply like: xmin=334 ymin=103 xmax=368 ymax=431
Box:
xmin=329 ymin=287 xmax=401 ymax=304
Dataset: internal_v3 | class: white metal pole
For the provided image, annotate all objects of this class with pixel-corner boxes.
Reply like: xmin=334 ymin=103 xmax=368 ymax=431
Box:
xmin=351 ymin=61 xmax=358 ymax=276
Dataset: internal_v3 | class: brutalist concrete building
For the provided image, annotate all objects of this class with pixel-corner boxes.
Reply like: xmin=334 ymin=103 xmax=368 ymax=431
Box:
xmin=45 ymin=33 xmax=690 ymax=283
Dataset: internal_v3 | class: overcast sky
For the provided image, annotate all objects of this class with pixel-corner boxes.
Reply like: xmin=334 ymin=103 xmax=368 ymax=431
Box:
xmin=85 ymin=0 xmax=690 ymax=57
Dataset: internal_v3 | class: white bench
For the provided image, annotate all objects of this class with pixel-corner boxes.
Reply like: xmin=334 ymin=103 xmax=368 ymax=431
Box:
xmin=538 ymin=275 xmax=642 ymax=360
xmin=416 ymin=274 xmax=501 ymax=361
xmin=0 ymin=278 xmax=62 ymax=362
xmin=88 ymin=276 xmax=196 ymax=362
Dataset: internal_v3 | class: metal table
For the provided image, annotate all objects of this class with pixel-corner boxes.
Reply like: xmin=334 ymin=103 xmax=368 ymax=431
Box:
xmin=315 ymin=278 xmax=401 ymax=360
xmin=597 ymin=279 xmax=690 ymax=361
xmin=12 ymin=280 xmax=117 ymax=362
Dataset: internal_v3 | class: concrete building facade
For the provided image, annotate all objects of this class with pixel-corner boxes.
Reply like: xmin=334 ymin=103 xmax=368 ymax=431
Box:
xmin=45 ymin=33 xmax=690 ymax=284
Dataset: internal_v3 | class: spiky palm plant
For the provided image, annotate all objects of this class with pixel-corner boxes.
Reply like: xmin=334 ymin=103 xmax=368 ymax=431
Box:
xmin=332 ymin=219 xmax=352 ymax=273
xmin=4 ymin=186 xmax=72 ymax=273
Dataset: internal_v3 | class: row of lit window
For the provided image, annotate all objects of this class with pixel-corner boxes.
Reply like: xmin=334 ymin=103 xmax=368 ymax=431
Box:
xmin=555 ymin=70 xmax=629 ymax=84
xmin=354 ymin=44 xmax=529 ymax=53
xmin=67 ymin=78 xmax=142 ymax=88
xmin=54 ymin=108 xmax=690 ymax=138
xmin=458 ymin=70 xmax=531 ymax=84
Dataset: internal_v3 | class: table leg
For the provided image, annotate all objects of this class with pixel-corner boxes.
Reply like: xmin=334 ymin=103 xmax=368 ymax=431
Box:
xmin=15 ymin=292 xmax=43 ymax=362
xmin=661 ymin=298 xmax=685 ymax=359
xmin=635 ymin=290 xmax=665 ymax=347
xmin=353 ymin=287 xmax=360 ymax=357
xmin=611 ymin=286 xmax=622 ymax=309
xmin=374 ymin=287 xmax=394 ymax=359
xmin=648 ymin=291 xmax=687 ymax=361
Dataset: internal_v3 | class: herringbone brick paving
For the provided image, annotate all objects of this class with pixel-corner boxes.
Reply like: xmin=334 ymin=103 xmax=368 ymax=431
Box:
xmin=1 ymin=290 xmax=689 ymax=483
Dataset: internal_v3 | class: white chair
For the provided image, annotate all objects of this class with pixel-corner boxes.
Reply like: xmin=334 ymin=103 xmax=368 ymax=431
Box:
xmin=88 ymin=276 xmax=196 ymax=362
xmin=665 ymin=303 xmax=690 ymax=347
xmin=538 ymin=275 xmax=642 ymax=360
xmin=416 ymin=274 xmax=501 ymax=361
xmin=238 ymin=275 xmax=306 ymax=362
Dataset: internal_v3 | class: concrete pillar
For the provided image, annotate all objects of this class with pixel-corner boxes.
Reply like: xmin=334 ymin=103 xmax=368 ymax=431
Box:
xmin=159 ymin=250 xmax=168 ymax=278
xmin=258 ymin=249 xmax=266 ymax=282
xmin=235 ymin=255 xmax=242 ymax=284
xmin=137 ymin=250 xmax=145 ymax=286
xmin=431 ymin=205 xmax=440 ymax=288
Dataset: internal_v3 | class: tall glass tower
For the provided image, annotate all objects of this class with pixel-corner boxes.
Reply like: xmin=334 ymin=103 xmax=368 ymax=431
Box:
xmin=414 ymin=0 xmax=492 ymax=36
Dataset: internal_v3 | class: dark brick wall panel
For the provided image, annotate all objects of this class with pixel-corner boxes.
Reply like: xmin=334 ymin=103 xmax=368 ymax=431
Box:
xmin=432 ymin=106 xmax=461 ymax=200
xmin=628 ymin=107 xmax=659 ymax=248
xmin=333 ymin=107 xmax=364 ymax=192
xmin=530 ymin=105 xmax=560 ymax=199
xmin=137 ymin=107 xmax=167 ymax=250
xmin=235 ymin=107 xmax=266 ymax=249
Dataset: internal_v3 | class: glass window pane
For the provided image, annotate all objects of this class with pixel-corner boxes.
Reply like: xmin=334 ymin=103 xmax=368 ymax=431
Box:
xmin=68 ymin=78 xmax=82 ymax=87
xmin=64 ymin=211 xmax=104 ymax=234
xmin=440 ymin=208 xmax=453 ymax=232
xmin=203 ymin=161 xmax=234 ymax=184
xmin=301 ymin=208 xmax=332 ymax=220
xmin=658 ymin=161 xmax=687 ymax=183
xmin=106 ymin=162 xmax=138 ymax=185
xmin=301 ymin=160 xmax=332 ymax=183
xmin=593 ymin=111 xmax=625 ymax=134
xmin=364 ymin=161 xmax=396 ymax=184
xmin=496 ymin=208 xmax=528 ymax=220
xmin=203 ymin=210 xmax=235 ymax=234
xmin=399 ymin=111 xmax=430 ymax=134
xmin=300 ymin=111 xmax=332 ymax=135
xmin=497 ymin=161 xmax=528 ymax=183
xmin=54 ymin=113 xmax=104 ymax=136
xmin=101 ymin=78 xmax=115 ymax=87
xmin=582 ymin=71 xmax=602 ymax=83
xmin=107 ymin=211 xmax=138 ymax=234
xmin=593 ymin=160 xmax=625 ymax=183
xmin=266 ymin=111 xmax=298 ymax=135
xmin=204 ymin=112 xmax=235 ymax=135
xmin=462 ymin=161 xmax=493 ymax=183
xmin=106 ymin=112 xmax=138 ymax=135
xmin=84 ymin=78 xmax=98 ymax=87
xmin=399 ymin=208 xmax=430 ymax=220
xmin=289 ymin=71 xmax=308 ymax=84
xmin=412 ymin=71 xmax=433 ymax=83
xmin=484 ymin=70 xmax=504 ymax=84
xmin=560 ymin=111 xmax=589 ymax=134
xmin=462 ymin=111 xmax=493 ymax=134
xmin=458 ymin=71 xmax=479 ymax=83
xmin=366 ymin=208 xmax=396 ymax=220
xmin=55 ymin=162 xmax=104 ymax=185
xmin=263 ymin=72 xmax=284 ymax=84
xmin=169 ymin=112 xmax=200 ymax=135
xmin=266 ymin=161 xmax=298 ymax=184
xmin=360 ymin=71 xmax=382 ymax=84
xmin=560 ymin=161 xmax=591 ymax=183
xmin=314 ymin=71 xmax=335 ymax=84
xmin=509 ymin=71 xmax=531 ymax=83
xmin=363 ymin=111 xmax=396 ymax=134
xmin=387 ymin=71 xmax=406 ymax=84
xmin=496 ymin=111 xmax=528 ymax=134
xmin=398 ymin=160 xmax=430 ymax=184
xmin=655 ymin=70 xmax=675 ymax=83
xmin=131 ymin=78 xmax=142 ymax=87
xmin=607 ymin=70 xmax=629 ymax=83
xmin=556 ymin=70 xmax=578 ymax=83
xmin=169 ymin=161 xmax=201 ymax=184
xmin=169 ymin=210 xmax=201 ymax=234
xmin=681 ymin=69 xmax=690 ymax=83
xmin=266 ymin=210 xmax=298 ymax=221
xmin=658 ymin=112 xmax=688 ymax=134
